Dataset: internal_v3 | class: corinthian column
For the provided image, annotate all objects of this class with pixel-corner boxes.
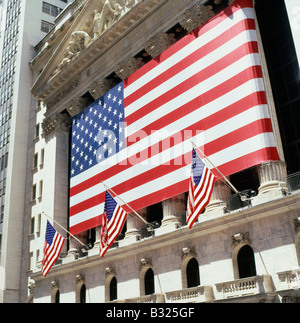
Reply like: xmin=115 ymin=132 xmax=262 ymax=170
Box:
xmin=205 ymin=179 xmax=231 ymax=214
xmin=156 ymin=193 xmax=186 ymax=235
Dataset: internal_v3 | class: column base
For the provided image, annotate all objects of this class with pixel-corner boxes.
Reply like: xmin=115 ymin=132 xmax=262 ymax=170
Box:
xmin=155 ymin=215 xmax=180 ymax=236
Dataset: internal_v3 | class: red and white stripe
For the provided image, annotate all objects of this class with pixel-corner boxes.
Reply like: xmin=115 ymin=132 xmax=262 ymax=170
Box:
xmin=99 ymin=205 xmax=127 ymax=257
xmin=69 ymin=0 xmax=279 ymax=235
xmin=187 ymin=163 xmax=216 ymax=229
xmin=42 ymin=233 xmax=65 ymax=277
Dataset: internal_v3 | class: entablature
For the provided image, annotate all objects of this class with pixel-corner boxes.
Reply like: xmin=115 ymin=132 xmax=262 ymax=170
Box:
xmin=31 ymin=0 xmax=222 ymax=119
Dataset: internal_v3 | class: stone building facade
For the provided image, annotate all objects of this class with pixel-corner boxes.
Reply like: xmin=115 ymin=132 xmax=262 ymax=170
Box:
xmin=26 ymin=0 xmax=300 ymax=303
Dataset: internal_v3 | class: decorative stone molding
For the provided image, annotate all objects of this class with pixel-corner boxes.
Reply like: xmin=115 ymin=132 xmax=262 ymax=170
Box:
xmin=42 ymin=113 xmax=72 ymax=138
xmin=66 ymin=97 xmax=90 ymax=117
xmin=114 ymin=56 xmax=144 ymax=80
xmin=88 ymin=78 xmax=115 ymax=100
xmin=51 ymin=280 xmax=59 ymax=289
xmin=105 ymin=266 xmax=116 ymax=277
xmin=140 ymin=257 xmax=152 ymax=268
xmin=232 ymin=232 xmax=251 ymax=248
xmin=144 ymin=31 xmax=176 ymax=58
xmin=28 ymin=282 xmax=35 ymax=295
xmin=76 ymin=274 xmax=85 ymax=285
xmin=294 ymin=218 xmax=300 ymax=234
xmin=181 ymin=246 xmax=196 ymax=260
xmin=179 ymin=2 xmax=215 ymax=33
xmin=45 ymin=78 xmax=81 ymax=110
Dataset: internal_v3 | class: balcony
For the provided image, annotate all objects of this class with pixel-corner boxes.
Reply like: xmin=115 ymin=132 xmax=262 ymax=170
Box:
xmin=277 ymin=270 xmax=300 ymax=302
xmin=165 ymin=286 xmax=214 ymax=303
xmin=215 ymin=275 xmax=276 ymax=303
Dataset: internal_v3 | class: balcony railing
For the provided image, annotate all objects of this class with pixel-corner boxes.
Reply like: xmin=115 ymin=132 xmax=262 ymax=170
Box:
xmin=215 ymin=275 xmax=275 ymax=302
xmin=287 ymin=171 xmax=300 ymax=192
xmin=165 ymin=286 xmax=214 ymax=303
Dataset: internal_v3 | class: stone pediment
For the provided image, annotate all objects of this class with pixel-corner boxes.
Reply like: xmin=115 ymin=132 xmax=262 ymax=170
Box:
xmin=31 ymin=0 xmax=164 ymax=110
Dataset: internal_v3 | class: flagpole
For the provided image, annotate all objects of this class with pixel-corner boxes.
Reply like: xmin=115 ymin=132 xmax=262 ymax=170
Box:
xmin=188 ymin=137 xmax=239 ymax=194
xmin=42 ymin=212 xmax=86 ymax=247
xmin=101 ymin=181 xmax=153 ymax=228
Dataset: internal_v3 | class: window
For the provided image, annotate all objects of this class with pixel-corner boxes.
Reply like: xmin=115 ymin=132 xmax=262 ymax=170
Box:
xmin=186 ymin=258 xmax=200 ymax=288
xmin=39 ymin=180 xmax=43 ymax=199
xmin=32 ymin=184 xmax=36 ymax=201
xmin=109 ymin=277 xmax=117 ymax=301
xmin=80 ymin=284 xmax=86 ymax=303
xmin=42 ymin=2 xmax=63 ymax=17
xmin=40 ymin=148 xmax=44 ymax=167
xmin=144 ymin=268 xmax=155 ymax=295
xmin=41 ymin=20 xmax=54 ymax=33
xmin=237 ymin=245 xmax=257 ymax=279
xmin=55 ymin=289 xmax=60 ymax=303
xmin=33 ymin=153 xmax=38 ymax=169
xmin=30 ymin=216 xmax=35 ymax=235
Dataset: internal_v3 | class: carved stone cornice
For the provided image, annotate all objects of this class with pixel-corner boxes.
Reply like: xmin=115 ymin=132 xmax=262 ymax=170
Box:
xmin=42 ymin=113 xmax=72 ymax=138
xmin=114 ymin=56 xmax=144 ymax=80
xmin=88 ymin=78 xmax=115 ymax=100
xmin=144 ymin=31 xmax=176 ymax=58
xmin=31 ymin=0 xmax=165 ymax=106
xmin=179 ymin=2 xmax=215 ymax=33
xmin=45 ymin=78 xmax=81 ymax=110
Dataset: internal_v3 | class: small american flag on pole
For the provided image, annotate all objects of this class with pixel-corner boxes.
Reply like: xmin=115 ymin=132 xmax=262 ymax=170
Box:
xmin=42 ymin=221 xmax=65 ymax=277
xmin=187 ymin=149 xmax=216 ymax=228
xmin=100 ymin=191 xmax=128 ymax=257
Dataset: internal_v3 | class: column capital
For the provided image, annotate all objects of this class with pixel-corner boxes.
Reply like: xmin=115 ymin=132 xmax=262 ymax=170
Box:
xmin=179 ymin=2 xmax=215 ymax=33
xmin=66 ymin=97 xmax=90 ymax=117
xmin=88 ymin=78 xmax=115 ymax=100
xmin=114 ymin=56 xmax=144 ymax=80
xmin=42 ymin=113 xmax=72 ymax=138
xmin=144 ymin=31 xmax=176 ymax=58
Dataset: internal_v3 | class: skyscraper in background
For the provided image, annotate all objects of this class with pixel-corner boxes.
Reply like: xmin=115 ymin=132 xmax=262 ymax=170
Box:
xmin=0 ymin=0 xmax=72 ymax=303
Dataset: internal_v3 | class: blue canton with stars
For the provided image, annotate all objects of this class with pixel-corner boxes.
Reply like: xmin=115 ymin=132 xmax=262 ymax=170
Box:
xmin=191 ymin=149 xmax=205 ymax=186
xmin=70 ymin=82 xmax=125 ymax=178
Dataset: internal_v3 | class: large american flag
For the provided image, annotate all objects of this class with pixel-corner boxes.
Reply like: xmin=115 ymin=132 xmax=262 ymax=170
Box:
xmin=187 ymin=149 xmax=216 ymax=228
xmin=100 ymin=191 xmax=128 ymax=257
xmin=69 ymin=0 xmax=279 ymax=235
xmin=42 ymin=221 xmax=65 ymax=277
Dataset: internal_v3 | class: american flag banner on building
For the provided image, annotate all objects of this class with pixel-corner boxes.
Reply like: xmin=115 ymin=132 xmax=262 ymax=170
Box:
xmin=100 ymin=191 xmax=128 ymax=257
xmin=42 ymin=221 xmax=65 ymax=277
xmin=69 ymin=0 xmax=279 ymax=235
xmin=187 ymin=149 xmax=216 ymax=228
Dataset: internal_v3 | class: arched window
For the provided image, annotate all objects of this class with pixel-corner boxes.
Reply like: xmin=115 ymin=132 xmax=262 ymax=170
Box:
xmin=110 ymin=277 xmax=117 ymax=301
xmin=80 ymin=284 xmax=86 ymax=303
xmin=144 ymin=268 xmax=155 ymax=295
xmin=186 ymin=258 xmax=200 ymax=288
xmin=237 ymin=245 xmax=257 ymax=279
xmin=55 ymin=289 xmax=60 ymax=303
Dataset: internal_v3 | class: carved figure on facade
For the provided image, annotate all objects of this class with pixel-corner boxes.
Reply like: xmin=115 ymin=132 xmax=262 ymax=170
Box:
xmin=92 ymin=0 xmax=123 ymax=38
